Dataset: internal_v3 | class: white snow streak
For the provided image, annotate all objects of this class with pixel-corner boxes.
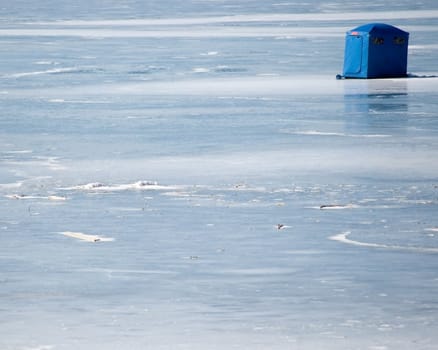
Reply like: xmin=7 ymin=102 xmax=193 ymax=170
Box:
xmin=29 ymin=10 xmax=438 ymax=26
xmin=329 ymin=232 xmax=438 ymax=253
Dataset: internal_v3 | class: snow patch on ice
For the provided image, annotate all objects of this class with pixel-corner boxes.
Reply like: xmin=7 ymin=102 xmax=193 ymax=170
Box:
xmin=5 ymin=194 xmax=66 ymax=201
xmin=329 ymin=231 xmax=438 ymax=253
xmin=192 ymin=67 xmax=210 ymax=73
xmin=30 ymin=10 xmax=438 ymax=26
xmin=200 ymin=51 xmax=218 ymax=56
xmin=34 ymin=60 xmax=59 ymax=65
xmin=62 ymin=181 xmax=180 ymax=192
xmin=409 ymin=44 xmax=438 ymax=51
xmin=8 ymin=67 xmax=80 ymax=78
xmin=283 ymin=130 xmax=391 ymax=138
xmin=220 ymin=267 xmax=297 ymax=276
xmin=76 ymin=268 xmax=176 ymax=275
xmin=425 ymin=228 xmax=438 ymax=232
xmin=59 ymin=231 xmax=114 ymax=242
xmin=3 ymin=150 xmax=33 ymax=154
xmin=289 ymin=130 xmax=346 ymax=137
xmin=23 ymin=345 xmax=54 ymax=350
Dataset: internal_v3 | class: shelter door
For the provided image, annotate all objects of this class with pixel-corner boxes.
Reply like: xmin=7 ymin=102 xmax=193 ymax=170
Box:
xmin=344 ymin=35 xmax=363 ymax=74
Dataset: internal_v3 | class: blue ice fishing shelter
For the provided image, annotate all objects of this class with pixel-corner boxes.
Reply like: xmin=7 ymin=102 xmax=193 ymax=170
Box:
xmin=342 ymin=23 xmax=409 ymax=79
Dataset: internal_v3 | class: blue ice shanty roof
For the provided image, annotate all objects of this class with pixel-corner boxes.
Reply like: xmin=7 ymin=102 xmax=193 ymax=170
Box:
xmin=347 ymin=23 xmax=409 ymax=36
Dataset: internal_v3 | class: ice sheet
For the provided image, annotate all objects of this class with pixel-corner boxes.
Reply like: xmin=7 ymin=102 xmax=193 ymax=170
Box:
xmin=1 ymin=1 xmax=438 ymax=349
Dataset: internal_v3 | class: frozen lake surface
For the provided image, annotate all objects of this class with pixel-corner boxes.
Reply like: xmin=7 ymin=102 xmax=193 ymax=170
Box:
xmin=1 ymin=1 xmax=438 ymax=349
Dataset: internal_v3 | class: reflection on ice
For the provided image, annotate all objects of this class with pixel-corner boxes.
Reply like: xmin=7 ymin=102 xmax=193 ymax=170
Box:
xmin=4 ymin=75 xmax=437 ymax=100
